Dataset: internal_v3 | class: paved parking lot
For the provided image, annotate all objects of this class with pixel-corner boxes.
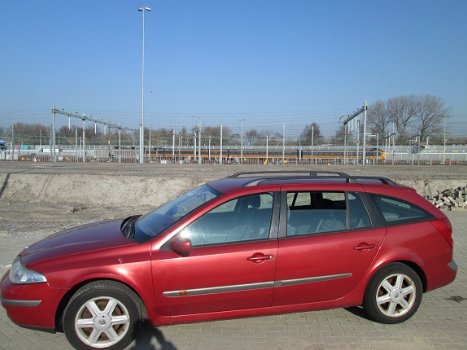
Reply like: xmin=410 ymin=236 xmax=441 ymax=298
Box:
xmin=0 ymin=208 xmax=466 ymax=350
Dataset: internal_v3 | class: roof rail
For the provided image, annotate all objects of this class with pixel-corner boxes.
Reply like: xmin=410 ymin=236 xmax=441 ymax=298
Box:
xmin=227 ymin=171 xmax=398 ymax=187
xmin=230 ymin=171 xmax=350 ymax=187
xmin=229 ymin=171 xmax=349 ymax=178
xmin=346 ymin=176 xmax=397 ymax=186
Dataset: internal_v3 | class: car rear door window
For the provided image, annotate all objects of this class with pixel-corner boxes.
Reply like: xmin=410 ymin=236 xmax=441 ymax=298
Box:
xmin=286 ymin=191 xmax=372 ymax=236
xmin=286 ymin=191 xmax=346 ymax=236
xmin=348 ymin=192 xmax=372 ymax=229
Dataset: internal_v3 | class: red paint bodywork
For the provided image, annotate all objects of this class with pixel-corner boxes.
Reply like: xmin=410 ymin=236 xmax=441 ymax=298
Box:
xmin=1 ymin=178 xmax=457 ymax=331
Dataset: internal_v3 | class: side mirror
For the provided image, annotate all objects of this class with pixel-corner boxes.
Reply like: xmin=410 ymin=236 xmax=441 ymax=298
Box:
xmin=170 ymin=237 xmax=192 ymax=256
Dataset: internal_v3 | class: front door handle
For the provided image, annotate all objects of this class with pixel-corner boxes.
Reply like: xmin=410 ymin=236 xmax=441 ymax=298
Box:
xmin=353 ymin=243 xmax=376 ymax=251
xmin=247 ymin=253 xmax=273 ymax=263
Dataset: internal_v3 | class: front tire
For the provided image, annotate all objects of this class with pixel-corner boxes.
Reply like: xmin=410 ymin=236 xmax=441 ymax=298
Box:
xmin=62 ymin=281 xmax=142 ymax=350
xmin=364 ymin=263 xmax=422 ymax=324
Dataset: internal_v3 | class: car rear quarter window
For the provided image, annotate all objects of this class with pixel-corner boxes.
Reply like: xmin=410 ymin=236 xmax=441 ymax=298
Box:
xmin=372 ymin=195 xmax=433 ymax=224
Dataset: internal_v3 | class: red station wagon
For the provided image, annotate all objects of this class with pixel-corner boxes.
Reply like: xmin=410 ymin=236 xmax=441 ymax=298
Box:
xmin=1 ymin=171 xmax=457 ymax=350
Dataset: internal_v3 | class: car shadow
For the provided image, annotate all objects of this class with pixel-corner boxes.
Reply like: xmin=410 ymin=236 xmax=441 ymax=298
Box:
xmin=129 ymin=321 xmax=177 ymax=350
xmin=344 ymin=306 xmax=373 ymax=321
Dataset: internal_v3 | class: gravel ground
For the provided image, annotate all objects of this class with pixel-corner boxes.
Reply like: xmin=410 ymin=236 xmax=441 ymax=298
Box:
xmin=1 ymin=162 xmax=467 ymax=179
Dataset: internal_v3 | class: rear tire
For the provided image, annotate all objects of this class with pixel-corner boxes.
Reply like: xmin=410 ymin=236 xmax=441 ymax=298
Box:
xmin=364 ymin=263 xmax=422 ymax=324
xmin=62 ymin=281 xmax=142 ymax=350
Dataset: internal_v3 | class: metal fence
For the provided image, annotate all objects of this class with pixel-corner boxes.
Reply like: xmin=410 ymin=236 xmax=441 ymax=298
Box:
xmin=1 ymin=144 xmax=466 ymax=166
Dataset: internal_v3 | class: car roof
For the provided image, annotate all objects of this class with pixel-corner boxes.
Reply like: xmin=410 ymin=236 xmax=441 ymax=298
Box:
xmin=207 ymin=171 xmax=403 ymax=194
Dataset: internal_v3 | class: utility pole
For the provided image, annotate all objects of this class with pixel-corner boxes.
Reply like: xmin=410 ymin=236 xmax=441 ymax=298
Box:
xmin=198 ymin=118 xmax=202 ymax=165
xmin=118 ymin=128 xmax=121 ymax=163
xmin=11 ymin=123 xmax=14 ymax=160
xmin=75 ymin=129 xmax=78 ymax=160
xmin=266 ymin=135 xmax=269 ymax=164
xmin=282 ymin=123 xmax=285 ymax=164
xmin=51 ymin=108 xmax=122 ymax=163
xmin=219 ymin=125 xmax=223 ymax=165
xmin=239 ymin=118 xmax=245 ymax=163
xmin=311 ymin=124 xmax=314 ymax=164
xmin=138 ymin=6 xmax=151 ymax=165
xmin=82 ymin=118 xmax=86 ymax=163
xmin=193 ymin=133 xmax=197 ymax=161
xmin=344 ymin=123 xmax=348 ymax=165
xmin=362 ymin=101 xmax=368 ymax=165
xmin=208 ymin=136 xmax=211 ymax=161
xmin=443 ymin=117 xmax=447 ymax=165
xmin=356 ymin=120 xmax=360 ymax=164
xmin=340 ymin=103 xmax=368 ymax=165
xmin=376 ymin=133 xmax=379 ymax=165
xmin=392 ymin=122 xmax=396 ymax=165
xmin=172 ymin=130 xmax=175 ymax=162
xmin=52 ymin=108 xmax=56 ymax=162
xmin=149 ymin=129 xmax=152 ymax=160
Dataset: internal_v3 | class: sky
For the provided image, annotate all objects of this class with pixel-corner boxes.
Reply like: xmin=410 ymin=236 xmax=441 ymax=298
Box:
xmin=1 ymin=0 xmax=466 ymax=137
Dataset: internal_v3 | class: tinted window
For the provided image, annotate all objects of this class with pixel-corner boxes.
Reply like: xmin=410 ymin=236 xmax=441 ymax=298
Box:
xmin=287 ymin=191 xmax=346 ymax=236
xmin=372 ymin=195 xmax=431 ymax=223
xmin=135 ymin=184 xmax=219 ymax=241
xmin=348 ymin=192 xmax=371 ymax=229
xmin=181 ymin=193 xmax=273 ymax=246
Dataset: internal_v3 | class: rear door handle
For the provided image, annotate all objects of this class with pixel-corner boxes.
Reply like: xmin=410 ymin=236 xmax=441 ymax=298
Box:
xmin=247 ymin=253 xmax=273 ymax=263
xmin=353 ymin=243 xmax=376 ymax=251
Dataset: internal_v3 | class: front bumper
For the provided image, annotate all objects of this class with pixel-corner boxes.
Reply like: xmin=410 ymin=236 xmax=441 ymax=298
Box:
xmin=1 ymin=271 xmax=65 ymax=330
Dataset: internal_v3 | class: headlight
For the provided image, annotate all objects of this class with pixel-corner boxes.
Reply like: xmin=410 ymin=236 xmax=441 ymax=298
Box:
xmin=9 ymin=257 xmax=47 ymax=284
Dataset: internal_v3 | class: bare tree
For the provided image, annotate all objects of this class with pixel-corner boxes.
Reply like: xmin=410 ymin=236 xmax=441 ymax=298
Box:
xmin=201 ymin=126 xmax=232 ymax=146
xmin=414 ymin=95 xmax=448 ymax=142
xmin=10 ymin=123 xmax=49 ymax=145
xmin=300 ymin=122 xmax=322 ymax=145
xmin=245 ymin=129 xmax=261 ymax=146
xmin=387 ymin=96 xmax=419 ymax=143
xmin=331 ymin=124 xmax=346 ymax=145
xmin=367 ymin=100 xmax=392 ymax=137
xmin=368 ymin=95 xmax=448 ymax=144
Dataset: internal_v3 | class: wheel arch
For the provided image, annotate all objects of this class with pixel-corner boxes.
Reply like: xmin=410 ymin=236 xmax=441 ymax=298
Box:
xmin=55 ymin=278 xmax=148 ymax=331
xmin=362 ymin=260 xmax=426 ymax=323
xmin=366 ymin=260 xmax=427 ymax=295
xmin=396 ymin=260 xmax=427 ymax=292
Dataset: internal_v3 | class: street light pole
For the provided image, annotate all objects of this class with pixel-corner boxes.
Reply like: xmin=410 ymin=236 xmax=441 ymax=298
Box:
xmin=311 ymin=124 xmax=314 ymax=164
xmin=443 ymin=117 xmax=447 ymax=165
xmin=138 ymin=6 xmax=151 ymax=164
xmin=362 ymin=101 xmax=368 ymax=165
xmin=239 ymin=118 xmax=245 ymax=163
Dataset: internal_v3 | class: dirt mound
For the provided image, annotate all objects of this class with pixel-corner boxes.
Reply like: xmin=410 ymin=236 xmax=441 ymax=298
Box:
xmin=1 ymin=162 xmax=466 ymax=208
xmin=0 ymin=171 xmax=465 ymax=208
xmin=1 ymin=173 xmax=201 ymax=207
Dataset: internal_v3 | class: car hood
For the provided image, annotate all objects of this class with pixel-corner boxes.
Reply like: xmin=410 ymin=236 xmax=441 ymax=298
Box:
xmin=20 ymin=219 xmax=135 ymax=265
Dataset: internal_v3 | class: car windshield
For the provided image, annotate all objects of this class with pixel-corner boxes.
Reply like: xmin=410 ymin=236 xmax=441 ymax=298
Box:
xmin=134 ymin=184 xmax=220 ymax=242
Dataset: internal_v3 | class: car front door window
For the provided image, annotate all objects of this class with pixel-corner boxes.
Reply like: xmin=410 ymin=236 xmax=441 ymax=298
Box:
xmin=181 ymin=193 xmax=274 ymax=246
